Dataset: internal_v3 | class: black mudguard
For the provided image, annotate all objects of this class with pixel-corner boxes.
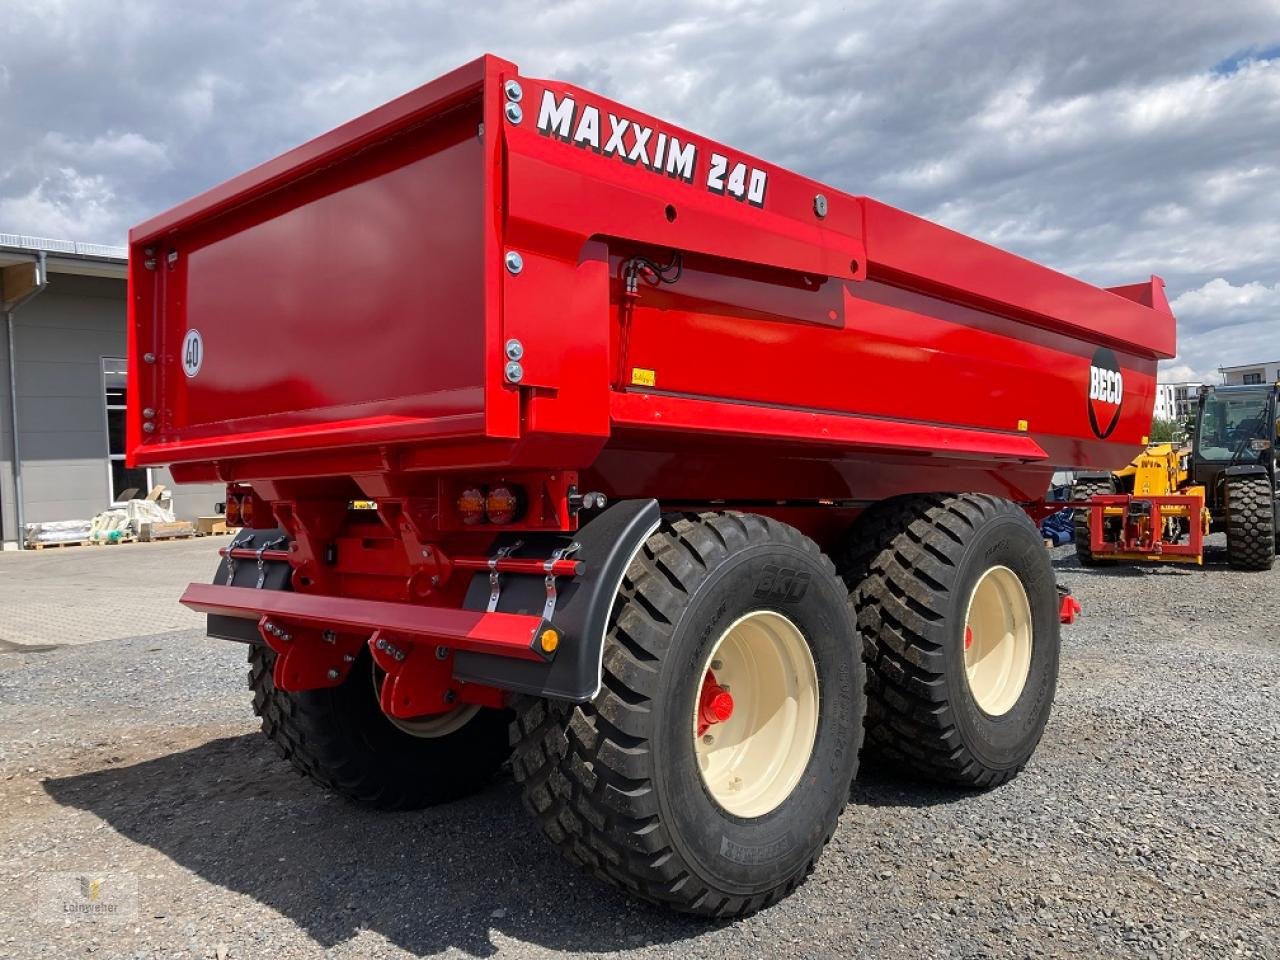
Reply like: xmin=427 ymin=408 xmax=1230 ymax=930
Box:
xmin=205 ymin=528 xmax=291 ymax=644
xmin=1223 ymin=463 xmax=1269 ymax=479
xmin=453 ymin=499 xmax=661 ymax=702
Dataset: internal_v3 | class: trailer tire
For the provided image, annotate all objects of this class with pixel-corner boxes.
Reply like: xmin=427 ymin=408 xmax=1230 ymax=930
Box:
xmin=1071 ymin=478 xmax=1114 ymax=566
xmin=1225 ymin=476 xmax=1276 ymax=571
xmin=249 ymin=645 xmax=512 ymax=809
xmin=853 ymin=494 xmax=1060 ymax=787
xmin=509 ymin=512 xmax=863 ymax=918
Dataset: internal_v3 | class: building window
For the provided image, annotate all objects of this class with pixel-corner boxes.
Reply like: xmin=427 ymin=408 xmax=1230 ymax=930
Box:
xmin=101 ymin=358 xmax=150 ymax=501
xmin=1242 ymin=372 xmax=1263 ymax=385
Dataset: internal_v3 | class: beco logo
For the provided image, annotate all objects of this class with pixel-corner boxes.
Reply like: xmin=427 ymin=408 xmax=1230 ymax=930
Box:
xmin=1088 ymin=347 xmax=1124 ymax=439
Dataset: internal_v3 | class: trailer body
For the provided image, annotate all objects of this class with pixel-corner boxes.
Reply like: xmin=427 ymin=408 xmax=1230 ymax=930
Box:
xmin=126 ymin=55 xmax=1177 ymax=916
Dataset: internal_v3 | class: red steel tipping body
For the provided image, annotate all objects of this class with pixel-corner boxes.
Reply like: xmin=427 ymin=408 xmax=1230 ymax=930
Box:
xmin=128 ymin=54 xmax=1174 ymax=510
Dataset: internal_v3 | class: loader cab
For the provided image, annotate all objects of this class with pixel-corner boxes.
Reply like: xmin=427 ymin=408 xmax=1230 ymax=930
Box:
xmin=1191 ymin=384 xmax=1278 ymax=515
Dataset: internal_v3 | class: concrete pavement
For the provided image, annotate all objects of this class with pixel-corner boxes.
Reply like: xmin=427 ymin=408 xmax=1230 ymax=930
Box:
xmin=0 ymin=536 xmax=224 ymax=647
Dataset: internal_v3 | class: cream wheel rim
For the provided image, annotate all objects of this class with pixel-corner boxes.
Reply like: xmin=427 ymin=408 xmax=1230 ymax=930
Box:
xmin=962 ymin=565 xmax=1033 ymax=716
xmin=692 ymin=611 xmax=819 ymax=818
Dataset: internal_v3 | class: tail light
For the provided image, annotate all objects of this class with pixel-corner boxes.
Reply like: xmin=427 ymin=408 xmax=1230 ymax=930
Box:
xmin=486 ymin=485 xmax=524 ymax=525
xmin=457 ymin=487 xmax=486 ymax=525
xmin=224 ymin=484 xmax=268 ymax=529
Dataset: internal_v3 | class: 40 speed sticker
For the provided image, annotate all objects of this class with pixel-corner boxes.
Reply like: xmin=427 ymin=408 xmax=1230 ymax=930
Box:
xmin=536 ymin=90 xmax=768 ymax=208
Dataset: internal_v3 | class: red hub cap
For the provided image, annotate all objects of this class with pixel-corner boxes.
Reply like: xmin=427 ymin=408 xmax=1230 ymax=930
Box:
xmin=697 ymin=671 xmax=734 ymax=737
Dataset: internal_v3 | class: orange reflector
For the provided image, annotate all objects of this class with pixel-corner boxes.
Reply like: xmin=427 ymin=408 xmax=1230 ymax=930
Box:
xmin=539 ymin=628 xmax=560 ymax=654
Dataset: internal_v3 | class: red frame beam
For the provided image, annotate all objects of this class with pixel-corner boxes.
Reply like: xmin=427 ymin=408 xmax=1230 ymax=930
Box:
xmin=181 ymin=582 xmax=548 ymax=660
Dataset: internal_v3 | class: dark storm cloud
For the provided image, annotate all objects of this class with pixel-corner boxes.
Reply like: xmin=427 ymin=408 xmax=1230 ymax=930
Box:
xmin=1 ymin=0 xmax=1277 ymax=380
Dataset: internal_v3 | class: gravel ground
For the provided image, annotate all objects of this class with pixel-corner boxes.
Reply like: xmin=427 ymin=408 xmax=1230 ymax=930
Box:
xmin=0 ymin=542 xmax=1277 ymax=959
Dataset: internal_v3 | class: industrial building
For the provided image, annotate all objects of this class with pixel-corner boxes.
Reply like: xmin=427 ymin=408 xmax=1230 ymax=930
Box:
xmin=1220 ymin=360 xmax=1280 ymax=386
xmin=0 ymin=234 xmax=221 ymax=549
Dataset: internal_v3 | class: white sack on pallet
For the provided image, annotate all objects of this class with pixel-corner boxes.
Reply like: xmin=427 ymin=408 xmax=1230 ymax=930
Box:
xmin=24 ymin=519 xmax=93 ymax=545
xmin=89 ymin=499 xmax=177 ymax=542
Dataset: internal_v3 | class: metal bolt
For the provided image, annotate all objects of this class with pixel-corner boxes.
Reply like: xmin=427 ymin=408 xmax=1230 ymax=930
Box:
xmin=322 ymin=629 xmax=336 ymax=644
xmin=710 ymin=659 xmax=723 ymax=671
xmin=280 ymin=633 xmax=291 ymax=643
xmin=142 ymin=422 xmax=156 ymax=434
xmin=264 ymin=622 xmax=276 ymax=635
xmin=376 ymin=637 xmax=387 ymax=650
xmin=504 ymin=361 xmax=524 ymax=384
xmin=505 ymin=338 xmax=524 ymax=361
xmin=813 ymin=194 xmax=828 ymax=218
xmin=702 ymin=734 xmax=715 ymax=744
xmin=143 ymin=353 xmax=156 ymax=364
xmin=343 ymin=653 xmax=356 ymax=663
xmin=504 ymin=101 xmax=523 ymax=124
xmin=393 ymin=650 xmax=405 ymax=662
xmin=504 ymin=250 xmax=523 ymax=275
xmin=477 ymin=122 xmax=484 ymax=140
xmin=327 ymin=668 xmax=340 ymax=681
xmin=142 ymin=407 xmax=156 ymax=419
xmin=435 ymin=646 xmax=450 ymax=660
xmin=503 ymin=79 xmax=523 ymax=102
xmin=144 ymin=258 xmax=157 ymax=271
xmin=166 ymin=250 xmax=179 ymax=267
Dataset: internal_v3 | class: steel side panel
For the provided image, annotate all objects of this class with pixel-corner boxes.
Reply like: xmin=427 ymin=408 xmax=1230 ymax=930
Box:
xmin=612 ymin=274 xmax=1156 ymax=468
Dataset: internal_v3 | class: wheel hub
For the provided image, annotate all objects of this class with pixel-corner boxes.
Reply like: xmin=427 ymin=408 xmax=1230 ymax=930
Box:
xmin=692 ymin=610 xmax=819 ymax=818
xmin=696 ymin=672 xmax=735 ymax=736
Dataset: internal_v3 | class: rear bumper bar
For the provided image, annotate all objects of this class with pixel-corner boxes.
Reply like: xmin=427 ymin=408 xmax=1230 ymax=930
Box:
xmin=180 ymin=582 xmax=549 ymax=662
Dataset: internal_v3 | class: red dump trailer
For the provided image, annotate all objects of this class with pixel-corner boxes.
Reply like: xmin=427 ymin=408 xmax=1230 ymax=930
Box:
xmin=128 ymin=55 xmax=1175 ymax=916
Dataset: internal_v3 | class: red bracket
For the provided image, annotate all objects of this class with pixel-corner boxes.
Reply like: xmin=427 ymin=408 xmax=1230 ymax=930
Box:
xmin=369 ymin=632 xmax=506 ymax=718
xmin=259 ymin=616 xmax=367 ymax=691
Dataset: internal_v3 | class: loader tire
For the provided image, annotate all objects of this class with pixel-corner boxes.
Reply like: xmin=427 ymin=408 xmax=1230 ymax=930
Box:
xmin=1225 ymin=476 xmax=1276 ymax=571
xmin=853 ymin=494 xmax=1060 ymax=787
xmin=249 ymin=645 xmax=511 ymax=809
xmin=1071 ymin=478 xmax=1114 ymax=566
xmin=509 ymin=512 xmax=863 ymax=918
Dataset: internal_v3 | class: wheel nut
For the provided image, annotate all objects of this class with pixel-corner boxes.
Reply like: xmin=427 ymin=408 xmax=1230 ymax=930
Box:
xmin=702 ymin=734 xmax=714 ymax=745
xmin=327 ymin=668 xmax=339 ymax=680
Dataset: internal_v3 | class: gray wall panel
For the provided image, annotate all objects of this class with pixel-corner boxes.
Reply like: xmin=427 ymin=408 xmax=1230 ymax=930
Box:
xmin=15 ymin=360 xmax=103 ymax=398
xmin=17 ymin=395 xmax=107 ymax=434
xmin=11 ymin=275 xmax=124 ymax=529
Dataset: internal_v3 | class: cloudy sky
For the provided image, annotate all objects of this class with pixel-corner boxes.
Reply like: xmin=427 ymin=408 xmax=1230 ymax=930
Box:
xmin=2 ymin=0 xmax=1278 ymax=381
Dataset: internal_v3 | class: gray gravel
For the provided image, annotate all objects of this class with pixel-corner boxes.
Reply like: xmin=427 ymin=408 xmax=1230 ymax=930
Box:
xmin=0 ymin=542 xmax=1277 ymax=959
